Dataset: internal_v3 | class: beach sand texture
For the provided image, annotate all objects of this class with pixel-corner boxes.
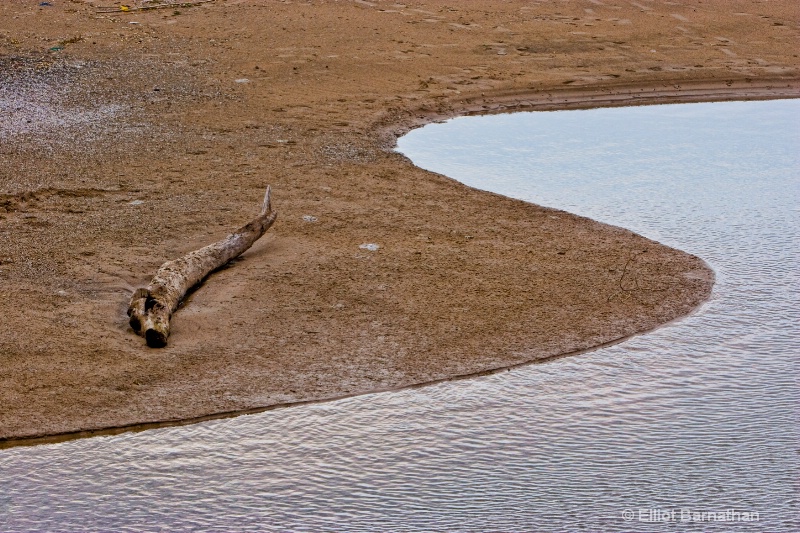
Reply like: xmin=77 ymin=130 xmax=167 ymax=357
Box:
xmin=0 ymin=0 xmax=797 ymax=443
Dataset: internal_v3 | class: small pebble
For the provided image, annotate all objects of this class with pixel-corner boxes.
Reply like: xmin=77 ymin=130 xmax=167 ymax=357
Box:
xmin=359 ymin=243 xmax=380 ymax=251
xmin=129 ymin=200 xmax=144 ymax=206
xmin=302 ymin=215 xmax=318 ymax=222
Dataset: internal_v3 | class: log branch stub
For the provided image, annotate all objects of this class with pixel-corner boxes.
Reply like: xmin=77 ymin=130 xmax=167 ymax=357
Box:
xmin=127 ymin=186 xmax=277 ymax=348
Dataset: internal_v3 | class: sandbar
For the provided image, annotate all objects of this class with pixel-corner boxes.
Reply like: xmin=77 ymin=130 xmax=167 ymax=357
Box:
xmin=1 ymin=0 xmax=797 ymax=446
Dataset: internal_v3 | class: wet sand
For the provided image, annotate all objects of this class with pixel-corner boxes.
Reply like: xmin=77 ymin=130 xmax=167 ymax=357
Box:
xmin=1 ymin=0 xmax=798 ymax=444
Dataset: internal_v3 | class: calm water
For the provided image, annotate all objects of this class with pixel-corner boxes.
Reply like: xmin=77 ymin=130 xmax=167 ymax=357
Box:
xmin=1 ymin=100 xmax=798 ymax=532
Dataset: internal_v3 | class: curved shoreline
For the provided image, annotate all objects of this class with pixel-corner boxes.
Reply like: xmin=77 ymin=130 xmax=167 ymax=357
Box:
xmin=1 ymin=1 xmax=798 ymax=446
xmin=3 ymin=81 xmax=799 ymax=449
xmin=1 ymin=270 xmax=715 ymax=450
xmin=377 ymin=77 xmax=800 ymax=143
xmin=7 ymin=82 xmax=793 ymax=450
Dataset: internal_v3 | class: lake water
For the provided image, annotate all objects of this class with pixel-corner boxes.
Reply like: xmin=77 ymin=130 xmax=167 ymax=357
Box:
xmin=1 ymin=100 xmax=798 ymax=532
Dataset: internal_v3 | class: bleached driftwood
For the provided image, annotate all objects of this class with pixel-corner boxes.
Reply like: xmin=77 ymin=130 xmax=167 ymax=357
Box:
xmin=128 ymin=186 xmax=277 ymax=348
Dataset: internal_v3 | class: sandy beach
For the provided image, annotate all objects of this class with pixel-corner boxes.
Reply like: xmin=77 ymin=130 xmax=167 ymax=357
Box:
xmin=1 ymin=0 xmax=797 ymax=445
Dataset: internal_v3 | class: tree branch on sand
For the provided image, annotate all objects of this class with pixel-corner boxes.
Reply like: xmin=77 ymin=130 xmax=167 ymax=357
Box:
xmin=128 ymin=186 xmax=277 ymax=348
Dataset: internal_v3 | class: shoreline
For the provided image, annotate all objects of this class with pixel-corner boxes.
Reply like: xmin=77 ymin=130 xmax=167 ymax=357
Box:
xmin=1 ymin=1 xmax=798 ymax=445
xmin=378 ymin=77 xmax=800 ymax=143
xmin=6 ymin=82 xmax=793 ymax=450
xmin=2 ymin=251 xmax=717 ymax=450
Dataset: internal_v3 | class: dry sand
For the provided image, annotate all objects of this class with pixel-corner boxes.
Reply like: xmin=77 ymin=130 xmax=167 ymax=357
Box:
xmin=1 ymin=0 xmax=798 ymax=445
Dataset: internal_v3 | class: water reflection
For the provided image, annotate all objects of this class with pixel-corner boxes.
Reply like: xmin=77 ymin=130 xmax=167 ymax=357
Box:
xmin=1 ymin=100 xmax=798 ymax=532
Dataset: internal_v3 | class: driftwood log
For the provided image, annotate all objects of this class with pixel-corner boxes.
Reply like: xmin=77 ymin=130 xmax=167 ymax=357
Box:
xmin=128 ymin=186 xmax=277 ymax=348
